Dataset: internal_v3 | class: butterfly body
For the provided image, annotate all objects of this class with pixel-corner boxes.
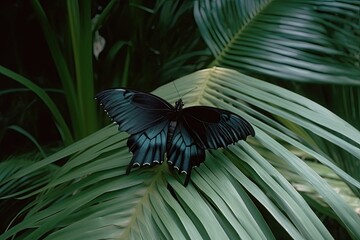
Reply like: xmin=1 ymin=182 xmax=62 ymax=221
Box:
xmin=96 ymin=88 xmax=254 ymax=186
xmin=166 ymin=120 xmax=178 ymax=150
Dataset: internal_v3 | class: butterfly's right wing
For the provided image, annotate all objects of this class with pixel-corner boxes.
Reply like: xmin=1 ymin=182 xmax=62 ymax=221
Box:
xmin=167 ymin=121 xmax=205 ymax=186
xmin=96 ymin=89 xmax=174 ymax=134
xmin=96 ymin=89 xmax=174 ymax=172
xmin=182 ymin=106 xmax=255 ymax=149
xmin=166 ymin=105 xmax=254 ymax=186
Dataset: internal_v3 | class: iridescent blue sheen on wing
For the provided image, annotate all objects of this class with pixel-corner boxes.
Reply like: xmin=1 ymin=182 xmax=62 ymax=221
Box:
xmin=126 ymin=120 xmax=169 ymax=173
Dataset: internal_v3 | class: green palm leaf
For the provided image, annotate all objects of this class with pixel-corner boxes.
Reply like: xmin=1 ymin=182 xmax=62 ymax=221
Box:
xmin=194 ymin=0 xmax=360 ymax=84
xmin=1 ymin=68 xmax=359 ymax=239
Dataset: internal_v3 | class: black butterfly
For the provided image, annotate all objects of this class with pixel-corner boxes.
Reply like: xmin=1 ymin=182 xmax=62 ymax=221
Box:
xmin=96 ymin=88 xmax=255 ymax=186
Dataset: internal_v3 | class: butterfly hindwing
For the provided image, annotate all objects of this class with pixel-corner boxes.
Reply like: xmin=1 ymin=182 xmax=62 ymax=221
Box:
xmin=126 ymin=120 xmax=170 ymax=173
xmin=167 ymin=121 xmax=205 ymax=186
xmin=95 ymin=89 xmax=174 ymax=134
xmin=182 ymin=106 xmax=255 ymax=149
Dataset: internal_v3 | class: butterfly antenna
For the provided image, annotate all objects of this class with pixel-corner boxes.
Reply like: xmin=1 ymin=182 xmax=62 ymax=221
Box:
xmin=181 ymin=86 xmax=198 ymax=99
xmin=173 ymin=81 xmax=197 ymax=99
xmin=173 ymin=81 xmax=181 ymax=99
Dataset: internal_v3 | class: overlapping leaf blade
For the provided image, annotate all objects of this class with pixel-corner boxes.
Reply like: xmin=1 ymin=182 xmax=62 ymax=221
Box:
xmin=194 ymin=0 xmax=360 ymax=84
xmin=1 ymin=68 xmax=359 ymax=239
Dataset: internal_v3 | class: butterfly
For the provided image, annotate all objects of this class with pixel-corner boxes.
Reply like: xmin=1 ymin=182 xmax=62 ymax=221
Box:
xmin=96 ymin=88 xmax=255 ymax=186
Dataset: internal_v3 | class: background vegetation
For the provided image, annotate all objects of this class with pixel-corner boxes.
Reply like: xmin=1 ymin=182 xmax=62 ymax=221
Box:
xmin=1 ymin=0 xmax=359 ymax=239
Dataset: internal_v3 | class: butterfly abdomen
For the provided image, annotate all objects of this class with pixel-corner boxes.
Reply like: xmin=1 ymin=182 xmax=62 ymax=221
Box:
xmin=166 ymin=121 xmax=177 ymax=150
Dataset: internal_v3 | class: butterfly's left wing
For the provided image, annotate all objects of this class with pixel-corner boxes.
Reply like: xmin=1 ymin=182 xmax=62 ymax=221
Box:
xmin=96 ymin=89 xmax=174 ymax=173
xmin=182 ymin=106 xmax=255 ymax=149
xmin=126 ymin=119 xmax=169 ymax=173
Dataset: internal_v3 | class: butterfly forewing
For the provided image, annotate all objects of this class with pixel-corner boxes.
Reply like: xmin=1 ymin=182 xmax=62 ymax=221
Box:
xmin=95 ymin=89 xmax=174 ymax=134
xmin=181 ymin=106 xmax=255 ymax=149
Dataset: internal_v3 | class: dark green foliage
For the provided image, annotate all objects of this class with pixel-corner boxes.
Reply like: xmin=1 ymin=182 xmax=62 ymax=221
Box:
xmin=0 ymin=0 xmax=208 ymax=158
xmin=0 ymin=154 xmax=59 ymax=233
xmin=0 ymin=0 xmax=360 ymax=239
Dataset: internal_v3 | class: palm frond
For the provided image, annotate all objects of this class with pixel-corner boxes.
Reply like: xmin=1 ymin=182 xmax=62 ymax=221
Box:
xmin=0 ymin=156 xmax=58 ymax=233
xmin=1 ymin=67 xmax=359 ymax=239
xmin=194 ymin=0 xmax=360 ymax=84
